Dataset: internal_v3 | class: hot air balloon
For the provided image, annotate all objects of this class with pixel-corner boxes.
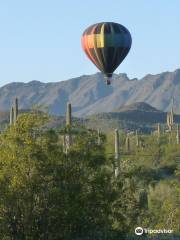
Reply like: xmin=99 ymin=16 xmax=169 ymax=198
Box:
xmin=81 ymin=22 xmax=132 ymax=85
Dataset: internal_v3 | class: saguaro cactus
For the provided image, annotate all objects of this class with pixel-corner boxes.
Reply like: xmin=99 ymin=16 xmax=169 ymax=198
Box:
xmin=176 ymin=124 xmax=179 ymax=144
xmin=167 ymin=105 xmax=174 ymax=131
xmin=157 ymin=123 xmax=160 ymax=139
xmin=14 ymin=97 xmax=19 ymax=123
xmin=65 ymin=102 xmax=72 ymax=151
xmin=167 ymin=112 xmax=170 ymax=129
xmin=136 ymin=130 xmax=139 ymax=147
xmin=114 ymin=129 xmax=120 ymax=177
xmin=10 ymin=106 xmax=14 ymax=125
xmin=66 ymin=102 xmax=72 ymax=127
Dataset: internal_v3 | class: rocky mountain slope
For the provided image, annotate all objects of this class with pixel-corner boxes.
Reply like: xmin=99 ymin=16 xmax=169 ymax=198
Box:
xmin=0 ymin=69 xmax=180 ymax=116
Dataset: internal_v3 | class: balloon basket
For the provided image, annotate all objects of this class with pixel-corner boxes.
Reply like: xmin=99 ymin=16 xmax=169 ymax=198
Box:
xmin=104 ymin=76 xmax=111 ymax=85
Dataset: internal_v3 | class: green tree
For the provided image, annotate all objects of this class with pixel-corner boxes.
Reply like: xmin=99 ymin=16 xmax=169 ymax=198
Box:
xmin=0 ymin=113 xmax=120 ymax=239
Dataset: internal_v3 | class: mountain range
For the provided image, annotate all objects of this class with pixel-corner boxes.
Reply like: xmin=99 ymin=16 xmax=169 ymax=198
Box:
xmin=0 ymin=69 xmax=180 ymax=116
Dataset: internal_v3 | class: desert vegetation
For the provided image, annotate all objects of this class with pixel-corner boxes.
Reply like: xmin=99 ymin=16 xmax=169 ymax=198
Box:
xmin=0 ymin=101 xmax=179 ymax=239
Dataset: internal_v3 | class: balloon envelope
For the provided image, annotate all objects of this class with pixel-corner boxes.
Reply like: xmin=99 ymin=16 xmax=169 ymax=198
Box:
xmin=81 ymin=22 xmax=132 ymax=84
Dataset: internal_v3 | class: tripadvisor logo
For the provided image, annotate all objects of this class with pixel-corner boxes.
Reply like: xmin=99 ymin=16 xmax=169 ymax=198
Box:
xmin=135 ymin=227 xmax=143 ymax=235
xmin=135 ymin=226 xmax=173 ymax=235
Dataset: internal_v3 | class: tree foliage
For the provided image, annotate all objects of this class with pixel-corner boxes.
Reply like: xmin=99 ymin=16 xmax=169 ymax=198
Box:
xmin=0 ymin=113 xmax=179 ymax=239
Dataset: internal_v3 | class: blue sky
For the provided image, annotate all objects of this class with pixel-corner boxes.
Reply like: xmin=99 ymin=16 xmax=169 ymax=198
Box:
xmin=0 ymin=0 xmax=180 ymax=85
